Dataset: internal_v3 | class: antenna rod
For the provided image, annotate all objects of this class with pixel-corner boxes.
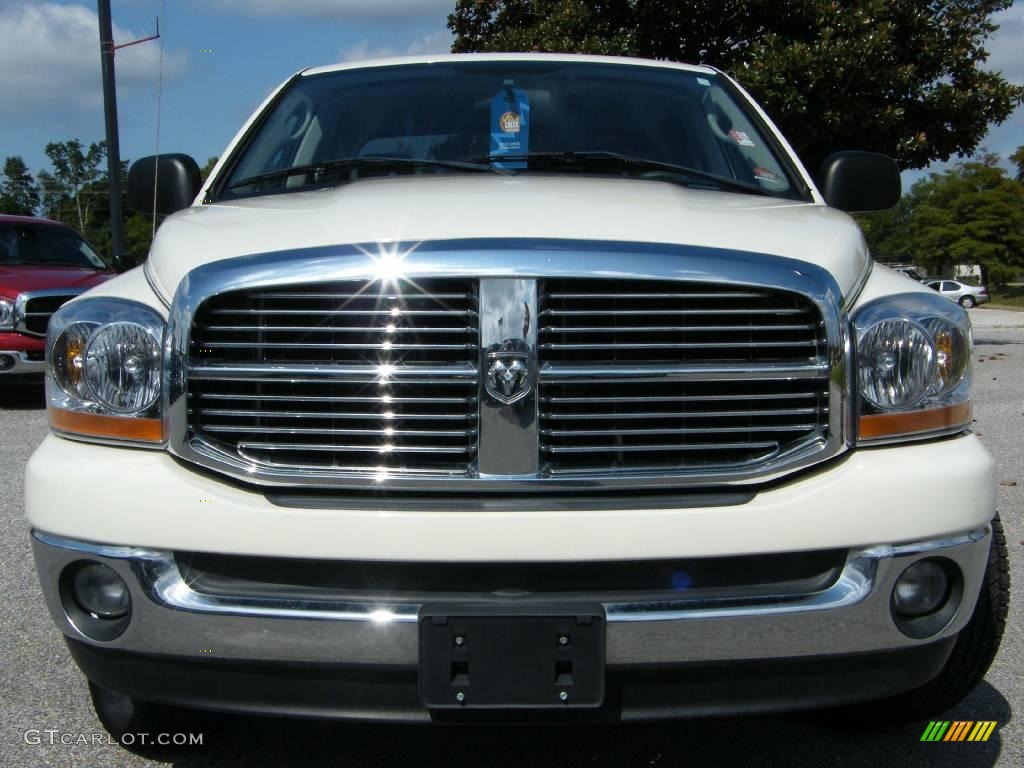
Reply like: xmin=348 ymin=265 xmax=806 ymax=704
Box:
xmin=97 ymin=0 xmax=124 ymax=261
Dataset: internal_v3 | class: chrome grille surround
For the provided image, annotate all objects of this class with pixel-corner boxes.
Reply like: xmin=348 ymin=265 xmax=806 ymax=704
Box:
xmin=165 ymin=239 xmax=850 ymax=490
xmin=15 ymin=288 xmax=87 ymax=337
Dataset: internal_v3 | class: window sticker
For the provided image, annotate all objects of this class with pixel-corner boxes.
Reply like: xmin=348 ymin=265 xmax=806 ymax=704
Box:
xmin=697 ymin=78 xmax=711 ymax=87
xmin=490 ymin=80 xmax=530 ymax=168
xmin=753 ymin=166 xmax=784 ymax=186
xmin=729 ymin=129 xmax=756 ymax=147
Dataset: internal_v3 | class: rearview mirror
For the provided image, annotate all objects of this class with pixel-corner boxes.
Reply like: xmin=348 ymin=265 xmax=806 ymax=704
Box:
xmin=127 ymin=154 xmax=202 ymax=216
xmin=817 ymin=151 xmax=901 ymax=212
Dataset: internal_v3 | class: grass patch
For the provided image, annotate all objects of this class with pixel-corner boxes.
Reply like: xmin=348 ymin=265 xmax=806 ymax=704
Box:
xmin=982 ymin=285 xmax=1024 ymax=310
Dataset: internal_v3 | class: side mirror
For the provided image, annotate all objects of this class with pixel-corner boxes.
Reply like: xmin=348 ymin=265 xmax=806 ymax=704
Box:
xmin=127 ymin=154 xmax=202 ymax=216
xmin=817 ymin=151 xmax=901 ymax=212
xmin=112 ymin=253 xmax=139 ymax=273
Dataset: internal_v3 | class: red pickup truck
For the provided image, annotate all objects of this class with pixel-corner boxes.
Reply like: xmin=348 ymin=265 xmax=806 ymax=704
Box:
xmin=0 ymin=215 xmax=113 ymax=378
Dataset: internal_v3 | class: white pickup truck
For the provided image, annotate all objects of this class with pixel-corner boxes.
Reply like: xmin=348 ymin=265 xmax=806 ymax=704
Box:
xmin=26 ymin=54 xmax=1007 ymax=735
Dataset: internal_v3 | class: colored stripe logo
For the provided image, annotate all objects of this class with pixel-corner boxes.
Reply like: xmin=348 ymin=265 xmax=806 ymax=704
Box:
xmin=920 ymin=721 xmax=997 ymax=742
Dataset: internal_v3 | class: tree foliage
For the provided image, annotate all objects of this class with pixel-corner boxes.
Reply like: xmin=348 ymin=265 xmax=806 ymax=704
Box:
xmin=0 ymin=156 xmax=40 ymax=216
xmin=860 ymin=149 xmax=1024 ymax=286
xmin=449 ymin=0 xmax=1024 ymax=171
xmin=32 ymin=139 xmax=154 ymax=260
xmin=1011 ymin=146 xmax=1024 ymax=182
xmin=201 ymin=156 xmax=220 ymax=181
xmin=36 ymin=139 xmax=107 ymax=236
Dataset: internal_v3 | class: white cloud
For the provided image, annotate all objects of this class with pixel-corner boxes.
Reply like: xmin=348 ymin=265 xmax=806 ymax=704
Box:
xmin=207 ymin=0 xmax=454 ymax=21
xmin=987 ymin=2 xmax=1024 ymax=84
xmin=0 ymin=3 xmax=188 ymax=121
xmin=339 ymin=29 xmax=453 ymax=62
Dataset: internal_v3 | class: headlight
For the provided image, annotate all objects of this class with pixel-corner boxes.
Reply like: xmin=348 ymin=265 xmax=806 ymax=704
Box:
xmin=47 ymin=298 xmax=165 ymax=444
xmin=0 ymin=298 xmax=14 ymax=330
xmin=853 ymin=293 xmax=972 ymax=443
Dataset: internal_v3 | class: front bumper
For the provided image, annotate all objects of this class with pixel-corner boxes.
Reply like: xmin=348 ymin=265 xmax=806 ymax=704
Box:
xmin=0 ymin=331 xmax=45 ymax=375
xmin=0 ymin=350 xmax=45 ymax=375
xmin=32 ymin=527 xmax=991 ymax=720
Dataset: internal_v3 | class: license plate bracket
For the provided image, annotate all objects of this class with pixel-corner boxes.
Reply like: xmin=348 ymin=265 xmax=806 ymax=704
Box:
xmin=419 ymin=607 xmax=605 ymax=709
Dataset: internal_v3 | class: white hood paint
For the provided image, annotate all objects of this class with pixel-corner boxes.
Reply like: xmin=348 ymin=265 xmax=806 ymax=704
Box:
xmin=148 ymin=175 xmax=869 ymax=301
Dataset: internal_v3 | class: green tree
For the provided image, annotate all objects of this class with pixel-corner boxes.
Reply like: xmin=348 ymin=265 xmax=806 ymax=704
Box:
xmin=449 ymin=0 xmax=1024 ymax=171
xmin=0 ymin=156 xmax=40 ymax=216
xmin=201 ymin=156 xmax=219 ymax=181
xmin=36 ymin=139 xmax=107 ymax=236
xmin=1011 ymin=146 xmax=1024 ymax=182
xmin=861 ymin=149 xmax=1024 ymax=286
xmin=910 ymin=155 xmax=1024 ymax=285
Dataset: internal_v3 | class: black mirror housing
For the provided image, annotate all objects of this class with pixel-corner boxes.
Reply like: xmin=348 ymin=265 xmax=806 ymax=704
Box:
xmin=112 ymin=253 xmax=140 ymax=273
xmin=127 ymin=154 xmax=202 ymax=216
xmin=817 ymin=151 xmax=901 ymax=212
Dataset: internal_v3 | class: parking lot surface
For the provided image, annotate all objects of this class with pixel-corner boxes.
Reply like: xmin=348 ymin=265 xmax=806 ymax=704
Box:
xmin=1 ymin=307 xmax=1021 ymax=767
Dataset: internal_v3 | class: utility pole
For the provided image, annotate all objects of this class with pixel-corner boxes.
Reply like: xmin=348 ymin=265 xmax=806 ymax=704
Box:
xmin=96 ymin=1 xmax=159 ymax=260
xmin=97 ymin=1 xmax=123 ymax=259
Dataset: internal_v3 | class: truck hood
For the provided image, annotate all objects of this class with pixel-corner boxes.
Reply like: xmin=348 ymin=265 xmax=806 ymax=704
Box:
xmin=0 ymin=265 xmax=113 ymax=299
xmin=148 ymin=175 xmax=869 ymax=300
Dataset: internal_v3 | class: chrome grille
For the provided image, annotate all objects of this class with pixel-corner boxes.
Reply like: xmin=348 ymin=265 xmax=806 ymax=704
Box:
xmin=20 ymin=293 xmax=80 ymax=336
xmin=171 ymin=241 xmax=846 ymax=489
xmin=538 ymin=278 xmax=830 ymax=473
xmin=187 ymin=279 xmax=479 ymax=474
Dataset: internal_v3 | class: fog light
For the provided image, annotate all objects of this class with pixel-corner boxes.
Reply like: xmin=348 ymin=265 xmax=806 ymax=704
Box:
xmin=71 ymin=563 xmax=130 ymax=619
xmin=893 ymin=560 xmax=949 ymax=617
xmin=0 ymin=354 xmax=14 ymax=371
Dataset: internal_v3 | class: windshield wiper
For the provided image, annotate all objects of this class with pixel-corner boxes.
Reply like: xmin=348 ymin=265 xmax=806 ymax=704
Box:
xmin=226 ymin=156 xmax=514 ymax=192
xmin=476 ymin=151 xmax=773 ymax=197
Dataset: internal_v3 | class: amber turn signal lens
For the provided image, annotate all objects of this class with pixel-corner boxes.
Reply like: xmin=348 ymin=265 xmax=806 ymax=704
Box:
xmin=859 ymin=402 xmax=972 ymax=441
xmin=49 ymin=408 xmax=163 ymax=443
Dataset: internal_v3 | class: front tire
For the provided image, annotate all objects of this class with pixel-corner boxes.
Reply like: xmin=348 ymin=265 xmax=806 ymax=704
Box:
xmin=839 ymin=513 xmax=1009 ymax=723
xmin=88 ymin=681 xmax=174 ymax=743
xmin=960 ymin=295 xmax=976 ymax=308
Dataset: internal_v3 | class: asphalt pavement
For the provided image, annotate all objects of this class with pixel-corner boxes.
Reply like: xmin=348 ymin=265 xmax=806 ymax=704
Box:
xmin=1 ymin=307 xmax=1021 ymax=768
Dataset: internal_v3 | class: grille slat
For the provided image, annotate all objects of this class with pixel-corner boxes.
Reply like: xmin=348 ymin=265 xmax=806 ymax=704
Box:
xmin=541 ymin=363 xmax=828 ymax=382
xmin=238 ymin=442 xmax=475 ymax=455
xmin=199 ymin=341 xmax=479 ymax=351
xmin=196 ymin=409 xmax=474 ymax=420
xmin=188 ymin=278 xmax=479 ymax=475
xmin=20 ymin=293 xmax=80 ymax=336
xmin=538 ymin=278 xmax=829 ymax=474
xmin=547 ymin=442 xmax=781 ymax=454
xmin=196 ymin=393 xmax=477 ymax=404
xmin=208 ymin=308 xmax=479 ymax=317
xmin=541 ymin=341 xmax=819 ymax=350
xmin=540 ymin=308 xmax=808 ymax=316
xmin=540 ymin=408 xmax=822 ymax=420
xmin=541 ymin=392 xmax=818 ymax=404
xmin=203 ymin=325 xmax=477 ymax=334
xmin=208 ymin=425 xmax=479 ymax=437
xmin=189 ymin=363 xmax=477 ymax=383
xmin=540 ymin=323 xmax=817 ymax=333
xmin=542 ymin=425 xmax=819 ymax=437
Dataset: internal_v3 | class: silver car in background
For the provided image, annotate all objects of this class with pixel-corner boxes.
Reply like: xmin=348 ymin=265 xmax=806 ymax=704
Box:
xmin=928 ymin=279 xmax=990 ymax=308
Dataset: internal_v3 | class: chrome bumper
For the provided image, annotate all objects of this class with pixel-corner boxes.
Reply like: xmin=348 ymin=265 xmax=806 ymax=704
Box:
xmin=0 ymin=350 xmax=45 ymax=375
xmin=31 ymin=528 xmax=991 ymax=666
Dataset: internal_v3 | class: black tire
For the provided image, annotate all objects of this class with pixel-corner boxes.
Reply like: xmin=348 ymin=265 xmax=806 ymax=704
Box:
xmin=88 ymin=680 xmax=174 ymax=743
xmin=960 ymin=295 xmax=976 ymax=308
xmin=839 ymin=513 xmax=1010 ymax=724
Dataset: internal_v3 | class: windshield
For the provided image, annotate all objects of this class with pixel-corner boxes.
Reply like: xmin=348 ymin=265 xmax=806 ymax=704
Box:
xmin=0 ymin=222 xmax=107 ymax=270
xmin=219 ymin=60 xmax=803 ymax=201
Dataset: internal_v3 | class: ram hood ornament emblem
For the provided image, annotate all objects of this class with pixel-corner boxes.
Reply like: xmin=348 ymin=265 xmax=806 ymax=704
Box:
xmin=485 ymin=345 xmax=533 ymax=405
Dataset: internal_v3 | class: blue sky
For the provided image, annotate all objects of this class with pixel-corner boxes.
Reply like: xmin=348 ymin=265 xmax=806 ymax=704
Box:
xmin=0 ymin=0 xmax=1021 ymax=188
